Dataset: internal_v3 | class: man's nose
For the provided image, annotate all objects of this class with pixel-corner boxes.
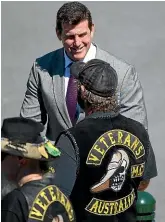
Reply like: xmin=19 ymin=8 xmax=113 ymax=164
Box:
xmin=74 ymin=36 xmax=81 ymax=47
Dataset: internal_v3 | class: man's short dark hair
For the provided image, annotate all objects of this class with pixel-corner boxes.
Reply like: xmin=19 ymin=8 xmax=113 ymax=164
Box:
xmin=81 ymin=87 xmax=119 ymax=113
xmin=56 ymin=1 xmax=93 ymax=34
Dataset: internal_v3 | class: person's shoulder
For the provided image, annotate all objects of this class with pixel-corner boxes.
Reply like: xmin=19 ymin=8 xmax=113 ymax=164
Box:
xmin=36 ymin=47 xmax=63 ymax=62
xmin=2 ymin=189 xmax=28 ymax=221
xmin=2 ymin=189 xmax=27 ymax=210
xmin=96 ymin=44 xmax=132 ymax=75
xmin=35 ymin=47 xmax=64 ymax=71
xmin=97 ymin=45 xmax=130 ymax=65
xmin=118 ymin=114 xmax=148 ymax=135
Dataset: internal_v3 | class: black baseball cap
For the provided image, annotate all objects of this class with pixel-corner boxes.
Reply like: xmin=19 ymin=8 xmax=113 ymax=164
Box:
xmin=70 ymin=59 xmax=118 ymax=97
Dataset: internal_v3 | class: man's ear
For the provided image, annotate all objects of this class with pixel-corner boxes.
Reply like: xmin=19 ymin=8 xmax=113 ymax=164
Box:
xmin=56 ymin=29 xmax=62 ymax=41
xmin=138 ymin=179 xmax=150 ymax=191
xmin=80 ymin=85 xmax=86 ymax=98
xmin=19 ymin=158 xmax=28 ymax=166
xmin=80 ymin=85 xmax=85 ymax=92
xmin=90 ymin=24 xmax=95 ymax=39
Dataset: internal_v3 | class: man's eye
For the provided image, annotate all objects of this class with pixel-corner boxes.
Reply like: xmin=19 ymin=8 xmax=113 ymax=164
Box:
xmin=79 ymin=33 xmax=86 ymax=38
xmin=66 ymin=35 xmax=74 ymax=40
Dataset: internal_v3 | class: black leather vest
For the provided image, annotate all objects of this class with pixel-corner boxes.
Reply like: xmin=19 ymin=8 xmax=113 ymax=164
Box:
xmin=68 ymin=113 xmax=149 ymax=221
xmin=19 ymin=175 xmax=76 ymax=222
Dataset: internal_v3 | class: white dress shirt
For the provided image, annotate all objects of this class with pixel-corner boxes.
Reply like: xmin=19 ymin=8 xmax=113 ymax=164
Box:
xmin=64 ymin=43 xmax=96 ymax=96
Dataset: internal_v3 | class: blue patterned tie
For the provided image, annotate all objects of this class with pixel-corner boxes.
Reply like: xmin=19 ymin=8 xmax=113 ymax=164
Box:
xmin=66 ymin=64 xmax=78 ymax=124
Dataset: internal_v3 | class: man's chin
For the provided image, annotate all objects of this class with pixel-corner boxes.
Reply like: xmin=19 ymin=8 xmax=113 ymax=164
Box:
xmin=70 ymin=51 xmax=87 ymax=61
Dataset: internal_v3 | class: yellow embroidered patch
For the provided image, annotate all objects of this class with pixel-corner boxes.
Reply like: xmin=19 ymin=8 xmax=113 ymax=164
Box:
xmin=49 ymin=166 xmax=55 ymax=173
xmin=86 ymin=189 xmax=136 ymax=216
xmin=29 ymin=185 xmax=75 ymax=221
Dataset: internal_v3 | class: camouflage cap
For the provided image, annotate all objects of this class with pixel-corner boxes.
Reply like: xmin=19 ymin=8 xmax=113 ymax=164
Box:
xmin=1 ymin=117 xmax=61 ymax=161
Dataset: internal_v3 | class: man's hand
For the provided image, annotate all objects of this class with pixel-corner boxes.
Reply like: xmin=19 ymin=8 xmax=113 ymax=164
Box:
xmin=138 ymin=179 xmax=150 ymax=191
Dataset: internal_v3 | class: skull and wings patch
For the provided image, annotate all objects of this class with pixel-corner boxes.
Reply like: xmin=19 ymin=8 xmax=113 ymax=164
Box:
xmin=85 ymin=129 xmax=145 ymax=216
xmin=86 ymin=129 xmax=145 ymax=194
xmin=90 ymin=149 xmax=129 ymax=193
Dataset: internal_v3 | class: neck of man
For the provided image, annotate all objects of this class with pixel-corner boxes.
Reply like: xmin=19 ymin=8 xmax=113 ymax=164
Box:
xmin=18 ymin=173 xmax=43 ymax=187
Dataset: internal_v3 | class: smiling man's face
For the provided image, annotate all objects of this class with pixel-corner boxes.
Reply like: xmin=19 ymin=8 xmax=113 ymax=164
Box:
xmin=57 ymin=20 xmax=94 ymax=61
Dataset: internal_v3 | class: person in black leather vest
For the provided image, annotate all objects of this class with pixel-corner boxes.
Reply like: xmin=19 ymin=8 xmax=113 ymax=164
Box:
xmin=1 ymin=117 xmax=76 ymax=222
xmin=53 ymin=59 xmax=157 ymax=222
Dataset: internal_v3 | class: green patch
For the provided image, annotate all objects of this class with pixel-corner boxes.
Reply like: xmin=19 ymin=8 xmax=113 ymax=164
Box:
xmin=45 ymin=141 xmax=61 ymax=157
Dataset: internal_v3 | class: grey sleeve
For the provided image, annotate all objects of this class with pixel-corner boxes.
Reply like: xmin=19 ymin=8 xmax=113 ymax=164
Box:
xmin=120 ymin=66 xmax=148 ymax=130
xmin=120 ymin=66 xmax=157 ymax=179
xmin=143 ymin=140 xmax=158 ymax=180
xmin=20 ymin=61 xmax=47 ymax=125
xmin=49 ymin=133 xmax=78 ymax=197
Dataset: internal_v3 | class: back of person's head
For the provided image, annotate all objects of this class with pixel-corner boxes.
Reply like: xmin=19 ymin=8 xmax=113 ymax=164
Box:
xmin=56 ymin=1 xmax=93 ymax=34
xmin=70 ymin=59 xmax=119 ymax=113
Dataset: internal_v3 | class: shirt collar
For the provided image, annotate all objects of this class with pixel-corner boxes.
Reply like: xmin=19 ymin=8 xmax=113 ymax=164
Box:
xmin=64 ymin=51 xmax=73 ymax=68
xmin=83 ymin=43 xmax=96 ymax=63
xmin=85 ymin=111 xmax=119 ymax=119
xmin=64 ymin=43 xmax=96 ymax=68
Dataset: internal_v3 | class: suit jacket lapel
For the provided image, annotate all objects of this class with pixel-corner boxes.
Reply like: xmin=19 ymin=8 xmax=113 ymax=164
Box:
xmin=52 ymin=48 xmax=72 ymax=128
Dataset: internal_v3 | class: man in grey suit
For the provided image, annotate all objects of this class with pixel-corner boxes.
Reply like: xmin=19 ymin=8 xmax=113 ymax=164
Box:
xmin=20 ymin=2 xmax=157 ymax=182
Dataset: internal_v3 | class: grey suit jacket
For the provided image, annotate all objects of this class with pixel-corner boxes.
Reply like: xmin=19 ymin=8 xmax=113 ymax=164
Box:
xmin=20 ymin=44 xmax=148 ymax=141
